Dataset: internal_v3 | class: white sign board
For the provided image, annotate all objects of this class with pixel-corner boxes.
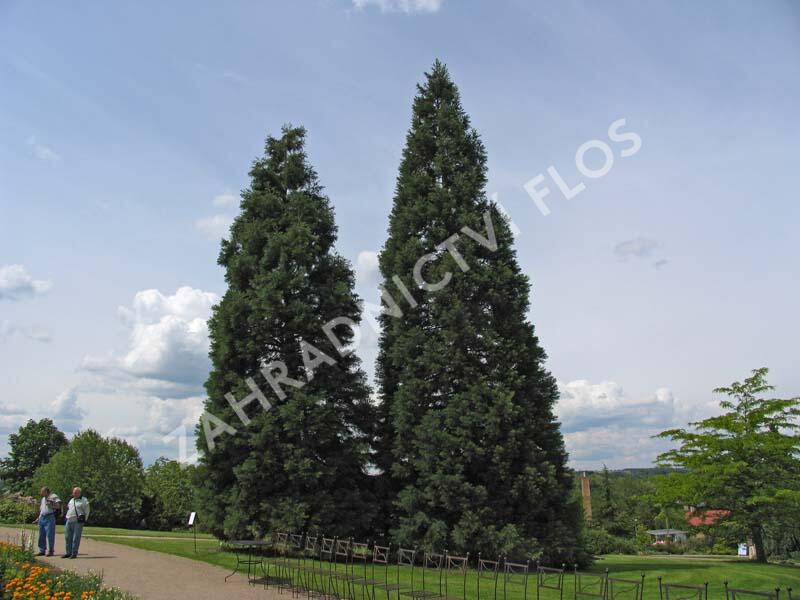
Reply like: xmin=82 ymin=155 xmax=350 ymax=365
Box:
xmin=188 ymin=512 xmax=196 ymax=526
xmin=738 ymin=543 xmax=748 ymax=557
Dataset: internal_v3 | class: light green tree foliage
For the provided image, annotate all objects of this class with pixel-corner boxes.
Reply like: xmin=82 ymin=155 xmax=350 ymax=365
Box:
xmin=144 ymin=458 xmax=197 ymax=530
xmin=656 ymin=368 xmax=800 ymax=562
xmin=32 ymin=430 xmax=145 ymax=527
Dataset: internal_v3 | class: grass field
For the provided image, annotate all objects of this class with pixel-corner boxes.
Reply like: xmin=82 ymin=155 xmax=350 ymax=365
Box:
xmin=76 ymin=533 xmax=798 ymax=600
xmin=11 ymin=523 xmax=215 ymax=539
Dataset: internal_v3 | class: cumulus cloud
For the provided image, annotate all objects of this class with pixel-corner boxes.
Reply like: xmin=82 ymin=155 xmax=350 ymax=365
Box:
xmin=555 ymin=379 xmax=715 ymax=469
xmin=85 ymin=287 xmax=218 ymax=387
xmin=564 ymin=425 xmax=674 ymax=470
xmin=355 ymin=250 xmax=380 ymax=290
xmin=0 ymin=415 xmax=30 ymax=435
xmin=195 ymin=214 xmax=234 ymax=241
xmin=103 ymin=395 xmax=205 ymax=464
xmin=213 ymin=192 xmax=239 ymax=207
xmin=0 ymin=321 xmax=52 ymax=343
xmin=0 ymin=265 xmax=53 ymax=301
xmin=556 ymin=380 xmax=679 ymax=432
xmin=50 ymin=388 xmax=85 ymax=433
xmin=77 ymin=287 xmax=218 ymax=462
xmin=27 ymin=135 xmax=61 ymax=161
xmin=196 ymin=192 xmax=240 ymax=240
xmin=352 ymin=0 xmax=443 ymax=13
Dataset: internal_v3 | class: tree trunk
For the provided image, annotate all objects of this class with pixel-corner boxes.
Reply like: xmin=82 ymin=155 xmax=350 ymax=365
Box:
xmin=751 ymin=525 xmax=767 ymax=563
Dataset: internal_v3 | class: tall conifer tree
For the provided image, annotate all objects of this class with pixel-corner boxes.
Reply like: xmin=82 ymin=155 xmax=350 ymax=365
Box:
xmin=197 ymin=126 xmax=375 ymax=539
xmin=376 ymin=61 xmax=583 ymax=561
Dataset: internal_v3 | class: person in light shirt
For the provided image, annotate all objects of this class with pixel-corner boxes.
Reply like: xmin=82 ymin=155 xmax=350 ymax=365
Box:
xmin=35 ymin=486 xmax=61 ymax=556
xmin=62 ymin=487 xmax=90 ymax=559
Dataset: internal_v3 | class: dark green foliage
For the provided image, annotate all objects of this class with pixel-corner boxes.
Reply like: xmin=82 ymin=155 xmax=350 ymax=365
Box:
xmin=656 ymin=368 xmax=800 ymax=562
xmin=581 ymin=468 xmax=661 ymax=538
xmin=0 ymin=419 xmax=67 ymax=492
xmin=197 ymin=126 xmax=376 ymax=540
xmin=375 ymin=61 xmax=583 ymax=562
xmin=31 ymin=430 xmax=145 ymax=527
xmin=600 ymin=465 xmax=618 ymax=527
xmin=143 ymin=458 xmax=198 ymax=530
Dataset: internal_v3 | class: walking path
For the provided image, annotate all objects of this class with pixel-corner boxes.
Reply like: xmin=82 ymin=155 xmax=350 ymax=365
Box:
xmin=0 ymin=527 xmax=280 ymax=600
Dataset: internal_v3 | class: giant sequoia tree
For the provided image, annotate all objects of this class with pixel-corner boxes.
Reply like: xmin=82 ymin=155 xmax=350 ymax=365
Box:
xmin=197 ymin=126 xmax=375 ymax=539
xmin=376 ymin=61 xmax=583 ymax=561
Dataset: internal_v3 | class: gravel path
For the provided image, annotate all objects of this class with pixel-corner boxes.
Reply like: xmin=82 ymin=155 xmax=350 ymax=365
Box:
xmin=0 ymin=527 xmax=281 ymax=600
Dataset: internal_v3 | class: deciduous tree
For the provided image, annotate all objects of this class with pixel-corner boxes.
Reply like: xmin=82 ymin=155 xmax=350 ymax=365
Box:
xmin=32 ymin=430 xmax=145 ymax=527
xmin=656 ymin=368 xmax=800 ymax=562
xmin=0 ymin=419 xmax=67 ymax=492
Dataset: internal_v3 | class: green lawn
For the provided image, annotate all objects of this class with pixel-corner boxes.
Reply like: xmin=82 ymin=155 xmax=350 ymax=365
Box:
xmin=10 ymin=522 xmax=214 ymax=539
xmin=82 ymin=534 xmax=799 ymax=600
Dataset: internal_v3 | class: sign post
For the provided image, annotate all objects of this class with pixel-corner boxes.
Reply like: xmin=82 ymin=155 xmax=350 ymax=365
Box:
xmin=188 ymin=512 xmax=197 ymax=553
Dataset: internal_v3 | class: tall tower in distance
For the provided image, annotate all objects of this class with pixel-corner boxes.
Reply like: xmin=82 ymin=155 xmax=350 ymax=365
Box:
xmin=580 ymin=472 xmax=593 ymax=523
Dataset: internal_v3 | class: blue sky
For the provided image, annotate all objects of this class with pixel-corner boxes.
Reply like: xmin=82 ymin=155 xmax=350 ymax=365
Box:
xmin=1 ymin=0 xmax=798 ymax=468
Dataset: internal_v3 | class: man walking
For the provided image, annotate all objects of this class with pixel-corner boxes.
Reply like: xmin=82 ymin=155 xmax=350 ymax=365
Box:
xmin=62 ymin=487 xmax=90 ymax=559
xmin=35 ymin=486 xmax=60 ymax=556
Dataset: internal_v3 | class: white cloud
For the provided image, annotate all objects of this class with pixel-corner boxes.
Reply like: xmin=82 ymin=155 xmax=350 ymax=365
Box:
xmin=27 ymin=135 xmax=61 ymax=161
xmin=51 ymin=388 xmax=85 ymax=433
xmin=79 ymin=287 xmax=218 ymax=463
xmin=102 ymin=396 xmax=204 ymax=464
xmin=213 ymin=192 xmax=239 ymax=207
xmin=93 ymin=287 xmax=219 ymax=385
xmin=146 ymin=396 xmax=205 ymax=436
xmin=0 ymin=264 xmax=53 ymax=301
xmin=0 ymin=402 xmax=25 ymax=416
xmin=195 ymin=214 xmax=234 ymax=240
xmin=0 ymin=321 xmax=53 ymax=344
xmin=0 ymin=403 xmax=30 ymax=435
xmin=557 ymin=380 xmax=676 ymax=432
xmin=355 ymin=250 xmax=380 ymax=290
xmin=564 ymin=425 xmax=673 ymax=470
xmin=556 ymin=378 xmax=718 ymax=469
xmin=613 ymin=237 xmax=658 ymax=261
xmin=352 ymin=0 xmax=443 ymax=13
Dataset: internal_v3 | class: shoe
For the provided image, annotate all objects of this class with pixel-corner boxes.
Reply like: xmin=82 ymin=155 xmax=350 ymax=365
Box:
xmin=47 ymin=552 xmax=54 ymax=557
xmin=69 ymin=555 xmax=77 ymax=559
xmin=36 ymin=551 xmax=46 ymax=556
xmin=61 ymin=554 xmax=71 ymax=558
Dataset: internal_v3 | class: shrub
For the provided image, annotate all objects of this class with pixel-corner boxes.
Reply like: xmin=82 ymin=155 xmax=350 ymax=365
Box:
xmin=711 ymin=541 xmax=736 ymax=555
xmin=650 ymin=541 xmax=686 ymax=554
xmin=0 ymin=497 xmax=37 ymax=524
xmin=583 ymin=528 xmax=637 ymax=554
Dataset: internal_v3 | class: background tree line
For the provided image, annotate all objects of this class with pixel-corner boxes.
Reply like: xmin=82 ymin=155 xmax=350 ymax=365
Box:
xmin=0 ymin=421 xmax=198 ymax=531
xmin=577 ymin=369 xmax=800 ymax=563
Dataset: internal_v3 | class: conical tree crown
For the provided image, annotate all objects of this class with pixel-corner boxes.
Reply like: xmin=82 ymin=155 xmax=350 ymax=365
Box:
xmin=198 ymin=126 xmax=375 ymax=539
xmin=376 ymin=62 xmax=583 ymax=562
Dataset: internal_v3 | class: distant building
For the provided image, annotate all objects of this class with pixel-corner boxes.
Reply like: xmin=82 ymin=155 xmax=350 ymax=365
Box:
xmin=646 ymin=528 xmax=688 ymax=544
